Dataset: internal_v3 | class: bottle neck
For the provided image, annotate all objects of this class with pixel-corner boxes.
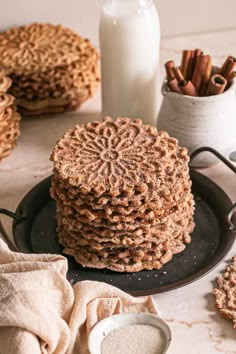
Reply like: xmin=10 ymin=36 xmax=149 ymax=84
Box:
xmin=105 ymin=0 xmax=154 ymax=13
xmin=111 ymin=0 xmax=153 ymax=5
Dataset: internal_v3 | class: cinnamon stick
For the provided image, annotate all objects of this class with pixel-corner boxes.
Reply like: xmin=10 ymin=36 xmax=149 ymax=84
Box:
xmin=205 ymin=74 xmax=227 ymax=96
xmin=191 ymin=54 xmax=209 ymax=92
xmin=186 ymin=51 xmax=194 ymax=81
xmin=173 ymin=67 xmax=185 ymax=82
xmin=178 ymin=80 xmax=198 ymax=96
xmin=165 ymin=61 xmax=182 ymax=93
xmin=194 ymin=49 xmax=203 ymax=58
xmin=199 ymin=55 xmax=212 ymax=96
xmin=190 ymin=48 xmax=202 ymax=80
xmin=218 ymin=56 xmax=236 ymax=76
xmin=180 ymin=50 xmax=193 ymax=80
xmin=225 ymin=71 xmax=236 ymax=90
xmin=165 ymin=60 xmax=176 ymax=81
xmin=226 ymin=71 xmax=236 ymax=84
xmin=224 ymin=60 xmax=236 ymax=81
xmin=168 ymin=79 xmax=182 ymax=93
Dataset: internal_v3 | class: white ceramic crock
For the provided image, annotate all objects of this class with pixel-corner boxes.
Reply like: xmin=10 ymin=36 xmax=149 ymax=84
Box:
xmin=157 ymin=78 xmax=236 ymax=168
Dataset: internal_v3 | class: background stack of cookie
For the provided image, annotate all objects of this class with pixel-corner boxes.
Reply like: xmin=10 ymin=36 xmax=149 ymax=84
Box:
xmin=50 ymin=117 xmax=195 ymax=272
xmin=0 ymin=69 xmax=20 ymax=161
xmin=0 ymin=23 xmax=100 ymax=116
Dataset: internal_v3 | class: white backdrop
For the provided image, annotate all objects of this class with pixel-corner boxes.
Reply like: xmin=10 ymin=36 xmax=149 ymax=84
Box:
xmin=0 ymin=0 xmax=235 ymax=45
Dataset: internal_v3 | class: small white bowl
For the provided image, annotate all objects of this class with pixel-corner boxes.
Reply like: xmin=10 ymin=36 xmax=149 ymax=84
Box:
xmin=88 ymin=312 xmax=172 ymax=354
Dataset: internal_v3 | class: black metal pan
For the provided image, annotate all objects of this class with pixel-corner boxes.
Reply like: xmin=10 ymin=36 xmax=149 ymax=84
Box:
xmin=1 ymin=147 xmax=236 ymax=296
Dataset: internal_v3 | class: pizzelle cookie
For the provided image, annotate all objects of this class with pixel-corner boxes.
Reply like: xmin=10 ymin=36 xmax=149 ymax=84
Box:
xmin=0 ymin=23 xmax=99 ymax=115
xmin=50 ymin=117 xmax=195 ymax=272
xmin=0 ymin=70 xmax=21 ymax=162
xmin=52 ymin=117 xmax=190 ymax=194
xmin=213 ymin=257 xmax=236 ymax=328
xmin=51 ymin=170 xmax=192 ymax=212
xmin=63 ymin=237 xmax=188 ymax=273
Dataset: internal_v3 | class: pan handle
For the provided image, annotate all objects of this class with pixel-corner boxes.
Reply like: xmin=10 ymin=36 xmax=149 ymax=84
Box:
xmin=0 ymin=208 xmax=24 ymax=221
xmin=0 ymin=208 xmax=24 ymax=252
xmin=190 ymin=147 xmax=236 ymax=174
xmin=226 ymin=203 xmax=236 ymax=231
xmin=190 ymin=147 xmax=236 ymax=231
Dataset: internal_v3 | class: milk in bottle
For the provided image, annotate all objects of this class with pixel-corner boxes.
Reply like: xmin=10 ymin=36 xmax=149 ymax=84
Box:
xmin=99 ymin=0 xmax=160 ymax=126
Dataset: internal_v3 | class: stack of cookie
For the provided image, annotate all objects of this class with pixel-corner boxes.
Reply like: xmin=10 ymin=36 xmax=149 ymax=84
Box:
xmin=0 ymin=69 xmax=21 ymax=161
xmin=0 ymin=23 xmax=100 ymax=115
xmin=50 ymin=117 xmax=195 ymax=272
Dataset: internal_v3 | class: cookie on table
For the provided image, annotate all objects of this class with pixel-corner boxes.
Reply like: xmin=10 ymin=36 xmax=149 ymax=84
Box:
xmin=213 ymin=257 xmax=236 ymax=328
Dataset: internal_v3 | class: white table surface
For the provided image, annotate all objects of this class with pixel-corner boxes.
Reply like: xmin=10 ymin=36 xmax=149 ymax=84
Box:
xmin=1 ymin=29 xmax=236 ymax=354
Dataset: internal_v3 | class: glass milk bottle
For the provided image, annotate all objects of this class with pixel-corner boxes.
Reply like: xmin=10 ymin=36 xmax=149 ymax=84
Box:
xmin=99 ymin=0 xmax=160 ymax=126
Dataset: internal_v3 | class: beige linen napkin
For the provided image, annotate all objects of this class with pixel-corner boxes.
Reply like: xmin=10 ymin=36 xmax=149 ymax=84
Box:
xmin=0 ymin=239 xmax=158 ymax=354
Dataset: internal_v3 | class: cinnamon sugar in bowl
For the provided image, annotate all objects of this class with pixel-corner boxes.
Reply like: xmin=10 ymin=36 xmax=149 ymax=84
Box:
xmin=88 ymin=313 xmax=171 ymax=354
